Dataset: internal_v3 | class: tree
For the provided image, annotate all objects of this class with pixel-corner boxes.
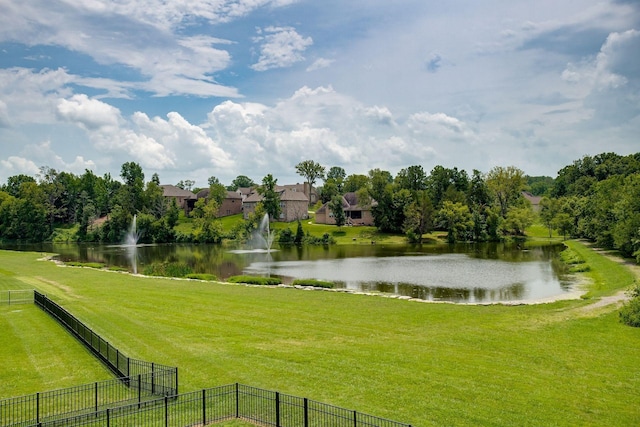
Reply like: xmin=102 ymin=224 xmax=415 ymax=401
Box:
xmin=344 ymin=174 xmax=369 ymax=193
xmin=119 ymin=162 xmax=145 ymax=215
xmin=326 ymin=166 xmax=346 ymax=192
xmin=503 ymin=206 xmax=534 ymax=236
xmin=486 ymin=166 xmax=526 ymax=217
xmin=257 ymin=174 xmax=281 ymax=221
xmin=437 ymin=201 xmax=473 ymax=243
xmin=228 ymin=175 xmax=256 ymax=191
xmin=539 ymin=197 xmax=562 ymax=238
xmin=295 ymin=160 xmax=325 ymax=198
xmin=329 ymin=195 xmax=346 ymax=228
xmin=4 ymin=174 xmax=36 ymax=198
xmin=320 ymin=179 xmax=339 ymax=203
xmin=395 ymin=165 xmax=427 ymax=193
xmin=403 ymin=190 xmax=434 ymax=243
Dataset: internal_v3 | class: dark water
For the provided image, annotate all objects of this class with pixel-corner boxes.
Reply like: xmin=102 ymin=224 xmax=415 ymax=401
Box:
xmin=1 ymin=242 xmax=573 ymax=303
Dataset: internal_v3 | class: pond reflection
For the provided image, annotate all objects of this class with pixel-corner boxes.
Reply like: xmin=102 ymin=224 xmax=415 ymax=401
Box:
xmin=1 ymin=241 xmax=574 ymax=303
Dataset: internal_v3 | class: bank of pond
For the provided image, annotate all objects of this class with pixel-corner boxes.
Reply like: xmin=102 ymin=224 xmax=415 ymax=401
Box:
xmin=1 ymin=241 xmax=578 ymax=304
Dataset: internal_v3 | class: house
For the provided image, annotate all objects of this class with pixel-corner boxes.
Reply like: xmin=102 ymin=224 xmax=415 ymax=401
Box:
xmin=315 ymin=192 xmax=376 ymax=226
xmin=243 ymin=186 xmax=310 ymax=222
xmin=161 ymin=185 xmax=196 ymax=213
xmin=522 ymin=191 xmax=542 ymax=212
xmin=278 ymin=183 xmax=319 ymax=205
xmin=195 ymin=189 xmax=243 ymax=217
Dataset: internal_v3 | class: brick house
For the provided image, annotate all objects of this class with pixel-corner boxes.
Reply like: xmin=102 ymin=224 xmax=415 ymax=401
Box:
xmin=195 ymin=189 xmax=243 ymax=217
xmin=161 ymin=185 xmax=197 ymax=213
xmin=315 ymin=192 xmax=376 ymax=226
xmin=243 ymin=186 xmax=310 ymax=222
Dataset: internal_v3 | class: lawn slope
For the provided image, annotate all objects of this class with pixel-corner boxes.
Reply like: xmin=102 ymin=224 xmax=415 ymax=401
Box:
xmin=0 ymin=247 xmax=638 ymax=426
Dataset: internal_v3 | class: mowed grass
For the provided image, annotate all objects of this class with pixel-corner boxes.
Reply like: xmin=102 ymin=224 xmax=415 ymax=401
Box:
xmin=0 ymin=246 xmax=639 ymax=426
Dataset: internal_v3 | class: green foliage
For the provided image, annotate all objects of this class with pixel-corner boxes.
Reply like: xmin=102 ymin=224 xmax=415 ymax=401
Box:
xmin=143 ymin=262 xmax=193 ymax=278
xmin=295 ymin=220 xmax=305 ymax=244
xmin=227 ymin=275 xmax=282 ymax=285
xmin=277 ymin=228 xmax=295 ymax=244
xmin=329 ymin=195 xmax=346 ymax=228
xmin=66 ymin=262 xmax=106 ymax=269
xmin=186 ymin=273 xmax=218 ymax=281
xmin=257 ymin=174 xmax=281 ymax=221
xmin=291 ymin=278 xmax=335 ymax=288
xmin=559 ymin=247 xmax=590 ymax=273
xmin=619 ymin=297 xmax=640 ymax=327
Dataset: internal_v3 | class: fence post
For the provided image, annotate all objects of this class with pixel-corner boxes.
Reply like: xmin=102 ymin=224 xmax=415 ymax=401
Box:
xmin=275 ymin=392 xmax=280 ymax=427
xmin=106 ymin=408 xmax=110 ymax=427
xmin=235 ymin=383 xmax=239 ymax=419
xmin=164 ymin=396 xmax=169 ymax=427
xmin=151 ymin=362 xmax=155 ymax=394
xmin=36 ymin=392 xmax=39 ymax=425
xmin=202 ymin=389 xmax=206 ymax=426
xmin=304 ymin=398 xmax=308 ymax=427
xmin=353 ymin=410 xmax=357 ymax=427
xmin=138 ymin=374 xmax=142 ymax=408
xmin=95 ymin=382 xmax=99 ymax=413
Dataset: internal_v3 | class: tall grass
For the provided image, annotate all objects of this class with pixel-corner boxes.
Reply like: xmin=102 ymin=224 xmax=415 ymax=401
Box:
xmin=0 ymin=248 xmax=639 ymax=426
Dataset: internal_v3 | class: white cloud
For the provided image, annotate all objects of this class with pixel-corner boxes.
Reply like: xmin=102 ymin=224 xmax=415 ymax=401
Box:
xmin=0 ymin=156 xmax=40 ymax=177
xmin=306 ymin=58 xmax=334 ymax=72
xmin=251 ymin=26 xmax=313 ymax=71
xmin=56 ymin=94 xmax=122 ymax=130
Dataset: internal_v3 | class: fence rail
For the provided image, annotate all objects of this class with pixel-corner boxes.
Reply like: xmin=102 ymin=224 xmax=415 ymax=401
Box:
xmin=3 ymin=292 xmax=411 ymax=427
xmin=0 ymin=290 xmax=34 ymax=305
xmin=5 ymin=384 xmax=412 ymax=427
xmin=33 ymin=291 xmax=178 ymax=393
xmin=0 ymin=370 xmax=178 ymax=427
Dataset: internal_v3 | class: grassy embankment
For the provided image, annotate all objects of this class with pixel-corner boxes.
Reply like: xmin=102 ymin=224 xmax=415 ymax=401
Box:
xmin=1 ymin=242 xmax=639 ymax=426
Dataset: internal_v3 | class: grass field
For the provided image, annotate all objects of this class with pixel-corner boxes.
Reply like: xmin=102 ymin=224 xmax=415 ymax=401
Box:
xmin=1 ymin=243 xmax=639 ymax=426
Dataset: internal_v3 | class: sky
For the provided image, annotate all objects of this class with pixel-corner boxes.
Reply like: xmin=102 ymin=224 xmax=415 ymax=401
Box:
xmin=0 ymin=0 xmax=639 ymax=188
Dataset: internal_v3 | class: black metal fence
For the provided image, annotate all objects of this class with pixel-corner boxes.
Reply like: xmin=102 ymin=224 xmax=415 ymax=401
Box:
xmin=0 ymin=290 xmax=34 ymax=305
xmin=0 ymin=370 xmax=178 ymax=427
xmin=11 ymin=383 xmax=412 ymax=427
xmin=33 ymin=291 xmax=178 ymax=392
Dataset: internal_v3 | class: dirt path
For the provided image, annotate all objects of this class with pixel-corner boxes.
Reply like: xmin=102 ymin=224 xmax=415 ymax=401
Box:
xmin=575 ymin=244 xmax=638 ymax=314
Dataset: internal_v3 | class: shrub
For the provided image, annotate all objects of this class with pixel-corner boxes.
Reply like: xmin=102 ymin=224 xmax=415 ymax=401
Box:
xmin=291 ymin=279 xmax=334 ymax=288
xmin=143 ymin=262 xmax=193 ymax=278
xmin=619 ymin=296 xmax=640 ymax=327
xmin=227 ymin=275 xmax=282 ymax=286
xmin=186 ymin=273 xmax=218 ymax=281
xmin=66 ymin=262 xmax=106 ymax=269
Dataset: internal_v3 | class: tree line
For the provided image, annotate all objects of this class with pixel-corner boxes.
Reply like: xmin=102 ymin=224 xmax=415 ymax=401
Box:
xmin=0 ymin=153 xmax=638 ymax=264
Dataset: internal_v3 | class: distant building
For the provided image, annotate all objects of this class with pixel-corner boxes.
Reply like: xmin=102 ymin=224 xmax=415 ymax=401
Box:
xmin=161 ymin=185 xmax=196 ymax=213
xmin=195 ymin=189 xmax=243 ymax=217
xmin=243 ymin=186 xmax=310 ymax=222
xmin=522 ymin=191 xmax=542 ymax=212
xmin=315 ymin=192 xmax=376 ymax=226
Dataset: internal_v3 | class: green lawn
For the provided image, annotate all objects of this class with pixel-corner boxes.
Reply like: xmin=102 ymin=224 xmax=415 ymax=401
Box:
xmin=0 ymin=245 xmax=639 ymax=426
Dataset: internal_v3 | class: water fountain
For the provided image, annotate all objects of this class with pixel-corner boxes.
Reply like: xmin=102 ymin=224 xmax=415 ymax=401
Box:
xmin=230 ymin=213 xmax=276 ymax=254
xmin=124 ymin=214 xmax=140 ymax=246
xmin=124 ymin=214 xmax=139 ymax=273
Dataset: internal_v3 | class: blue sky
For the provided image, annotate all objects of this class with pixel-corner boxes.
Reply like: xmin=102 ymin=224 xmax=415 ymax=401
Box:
xmin=0 ymin=0 xmax=639 ymax=188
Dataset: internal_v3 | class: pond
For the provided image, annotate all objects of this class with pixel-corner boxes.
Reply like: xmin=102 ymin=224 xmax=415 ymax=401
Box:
xmin=1 ymin=241 xmax=576 ymax=303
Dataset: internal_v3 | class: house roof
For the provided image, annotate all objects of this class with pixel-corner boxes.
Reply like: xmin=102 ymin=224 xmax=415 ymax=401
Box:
xmin=196 ymin=188 xmax=243 ymax=200
xmin=522 ymin=191 xmax=542 ymax=206
xmin=161 ymin=185 xmax=196 ymax=199
xmin=315 ymin=192 xmax=376 ymax=213
xmin=243 ymin=188 xmax=309 ymax=203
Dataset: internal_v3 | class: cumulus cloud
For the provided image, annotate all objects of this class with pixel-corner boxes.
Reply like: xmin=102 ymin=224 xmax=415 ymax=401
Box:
xmin=0 ymin=156 xmax=40 ymax=177
xmin=56 ymin=94 xmax=122 ymax=130
xmin=0 ymin=101 xmax=10 ymax=127
xmin=251 ymin=26 xmax=313 ymax=71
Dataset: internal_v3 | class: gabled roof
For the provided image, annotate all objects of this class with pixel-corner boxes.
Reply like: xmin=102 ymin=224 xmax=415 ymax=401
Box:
xmin=196 ymin=188 xmax=242 ymax=200
xmin=243 ymin=188 xmax=309 ymax=203
xmin=161 ymin=185 xmax=196 ymax=199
